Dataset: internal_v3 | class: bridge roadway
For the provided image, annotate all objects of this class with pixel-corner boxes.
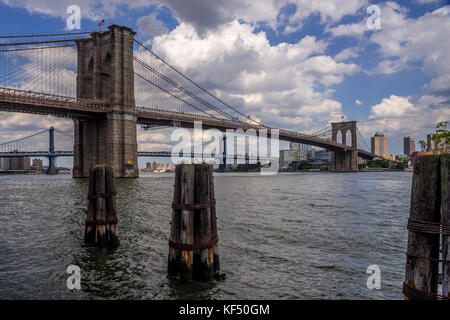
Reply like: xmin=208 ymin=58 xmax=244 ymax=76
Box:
xmin=0 ymin=151 xmax=270 ymax=161
xmin=0 ymin=87 xmax=375 ymax=160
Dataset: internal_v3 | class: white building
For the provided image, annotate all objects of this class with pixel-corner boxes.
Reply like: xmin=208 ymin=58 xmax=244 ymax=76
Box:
xmin=280 ymin=149 xmax=307 ymax=168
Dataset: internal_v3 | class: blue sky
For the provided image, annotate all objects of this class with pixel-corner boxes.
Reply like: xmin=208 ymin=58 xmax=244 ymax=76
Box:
xmin=0 ymin=0 xmax=449 ymax=166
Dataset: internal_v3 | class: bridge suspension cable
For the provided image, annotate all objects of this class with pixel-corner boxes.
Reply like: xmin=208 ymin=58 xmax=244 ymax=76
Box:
xmin=0 ymin=129 xmax=48 ymax=153
xmin=356 ymin=127 xmax=371 ymax=152
xmin=134 ymin=57 xmax=234 ymax=121
xmin=310 ymin=125 xmax=332 ymax=137
xmin=0 ymin=37 xmax=78 ymax=97
xmin=133 ymin=39 xmax=268 ymax=128
xmin=0 ymin=128 xmax=73 ymax=153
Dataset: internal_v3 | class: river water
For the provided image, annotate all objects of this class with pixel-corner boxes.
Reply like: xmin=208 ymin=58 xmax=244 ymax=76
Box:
xmin=0 ymin=171 xmax=412 ymax=299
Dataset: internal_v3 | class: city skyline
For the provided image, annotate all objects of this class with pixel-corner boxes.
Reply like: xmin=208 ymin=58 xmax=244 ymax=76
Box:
xmin=0 ymin=0 xmax=448 ymax=156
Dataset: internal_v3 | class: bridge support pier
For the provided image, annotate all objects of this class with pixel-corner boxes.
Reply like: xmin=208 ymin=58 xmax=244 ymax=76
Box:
xmin=331 ymin=150 xmax=358 ymax=172
xmin=73 ymin=113 xmax=138 ymax=178
xmin=46 ymin=126 xmax=58 ymax=175
xmin=331 ymin=121 xmax=359 ymax=172
xmin=73 ymin=25 xmax=138 ymax=178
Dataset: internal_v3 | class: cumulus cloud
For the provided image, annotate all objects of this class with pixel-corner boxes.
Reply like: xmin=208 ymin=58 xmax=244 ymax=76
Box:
xmin=355 ymin=99 xmax=362 ymax=105
xmin=367 ymin=4 xmax=450 ymax=95
xmin=150 ymin=20 xmax=359 ymax=129
xmin=137 ymin=13 xmax=169 ymax=37
xmin=0 ymin=0 xmax=369 ymax=36
xmin=358 ymin=94 xmax=450 ymax=140
xmin=334 ymin=48 xmax=360 ymax=61
xmin=326 ymin=2 xmax=450 ymax=141
xmin=369 ymin=95 xmax=417 ymax=119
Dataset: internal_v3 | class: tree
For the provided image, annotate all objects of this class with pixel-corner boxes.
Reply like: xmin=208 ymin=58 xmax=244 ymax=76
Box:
xmin=296 ymin=160 xmax=312 ymax=170
xmin=419 ymin=121 xmax=449 ymax=154
xmin=368 ymin=159 xmax=389 ymax=168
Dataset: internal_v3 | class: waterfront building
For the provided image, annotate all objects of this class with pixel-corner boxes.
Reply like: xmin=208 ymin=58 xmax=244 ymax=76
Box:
xmin=0 ymin=158 xmax=10 ymax=170
xmin=420 ymin=141 xmax=427 ymax=151
xmin=403 ymin=136 xmax=415 ymax=156
xmin=314 ymin=150 xmax=332 ymax=162
xmin=371 ymin=132 xmax=388 ymax=158
xmin=280 ymin=149 xmax=307 ymax=168
xmin=307 ymin=149 xmax=316 ymax=161
xmin=31 ymin=158 xmax=43 ymax=171
xmin=427 ymin=133 xmax=437 ymax=151
xmin=289 ymin=142 xmax=300 ymax=150
xmin=7 ymin=157 xmax=31 ymax=170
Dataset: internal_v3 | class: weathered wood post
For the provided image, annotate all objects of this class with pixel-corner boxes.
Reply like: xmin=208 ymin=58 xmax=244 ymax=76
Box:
xmin=441 ymin=154 xmax=450 ymax=298
xmin=403 ymin=155 xmax=441 ymax=299
xmin=84 ymin=165 xmax=119 ymax=247
xmin=168 ymin=163 xmax=222 ymax=281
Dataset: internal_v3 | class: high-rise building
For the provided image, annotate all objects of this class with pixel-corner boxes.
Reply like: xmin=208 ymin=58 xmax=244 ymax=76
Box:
xmin=403 ymin=136 xmax=415 ymax=156
xmin=31 ymin=158 xmax=43 ymax=171
xmin=371 ymin=132 xmax=388 ymax=158
xmin=289 ymin=142 xmax=300 ymax=150
xmin=0 ymin=158 xmax=10 ymax=170
xmin=427 ymin=134 xmax=438 ymax=151
xmin=7 ymin=157 xmax=30 ymax=170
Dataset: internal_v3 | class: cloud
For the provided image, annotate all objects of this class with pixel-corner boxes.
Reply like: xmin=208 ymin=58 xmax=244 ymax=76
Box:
xmin=366 ymin=3 xmax=450 ymax=95
xmin=355 ymin=99 xmax=362 ymax=105
xmin=326 ymin=22 xmax=367 ymax=38
xmin=137 ymin=12 xmax=169 ymax=37
xmin=150 ymin=20 xmax=359 ymax=129
xmin=1 ymin=0 xmax=370 ymax=36
xmin=358 ymin=94 xmax=450 ymax=140
xmin=326 ymin=2 xmax=450 ymax=144
xmin=334 ymin=48 xmax=360 ymax=61
xmin=369 ymin=95 xmax=417 ymax=119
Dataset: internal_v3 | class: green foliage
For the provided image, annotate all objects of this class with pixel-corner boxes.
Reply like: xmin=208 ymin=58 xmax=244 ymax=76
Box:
xmin=419 ymin=121 xmax=449 ymax=154
xmin=392 ymin=162 xmax=407 ymax=170
xmin=435 ymin=121 xmax=450 ymax=151
xmin=368 ymin=159 xmax=389 ymax=168
xmin=296 ymin=160 xmax=312 ymax=170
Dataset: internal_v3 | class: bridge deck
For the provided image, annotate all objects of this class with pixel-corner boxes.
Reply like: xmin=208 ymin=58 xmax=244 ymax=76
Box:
xmin=0 ymin=87 xmax=376 ymax=159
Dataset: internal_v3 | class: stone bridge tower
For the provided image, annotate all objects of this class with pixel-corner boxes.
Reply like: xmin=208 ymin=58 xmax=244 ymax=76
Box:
xmin=331 ymin=121 xmax=358 ymax=172
xmin=73 ymin=25 xmax=138 ymax=178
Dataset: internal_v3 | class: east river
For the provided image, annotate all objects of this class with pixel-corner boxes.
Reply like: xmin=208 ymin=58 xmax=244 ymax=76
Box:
xmin=0 ymin=171 xmax=412 ymax=299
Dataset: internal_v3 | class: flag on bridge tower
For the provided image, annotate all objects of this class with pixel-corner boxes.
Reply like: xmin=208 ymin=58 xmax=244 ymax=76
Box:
xmin=98 ymin=19 xmax=105 ymax=27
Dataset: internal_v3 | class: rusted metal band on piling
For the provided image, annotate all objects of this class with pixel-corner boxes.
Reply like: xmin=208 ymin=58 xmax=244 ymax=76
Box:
xmin=407 ymin=219 xmax=450 ymax=235
xmin=172 ymin=200 xmax=216 ymax=211
xmin=169 ymin=236 xmax=218 ymax=251
xmin=403 ymin=282 xmax=450 ymax=300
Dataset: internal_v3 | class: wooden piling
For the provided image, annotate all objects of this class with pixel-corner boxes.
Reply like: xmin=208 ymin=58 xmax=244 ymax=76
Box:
xmin=168 ymin=163 xmax=221 ymax=281
xmin=403 ymin=155 xmax=441 ymax=299
xmin=84 ymin=165 xmax=119 ymax=247
xmin=441 ymin=154 xmax=450 ymax=298
xmin=168 ymin=165 xmax=182 ymax=276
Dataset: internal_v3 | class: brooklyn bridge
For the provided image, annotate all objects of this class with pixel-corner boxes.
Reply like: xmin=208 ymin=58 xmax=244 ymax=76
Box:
xmin=0 ymin=25 xmax=376 ymax=177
